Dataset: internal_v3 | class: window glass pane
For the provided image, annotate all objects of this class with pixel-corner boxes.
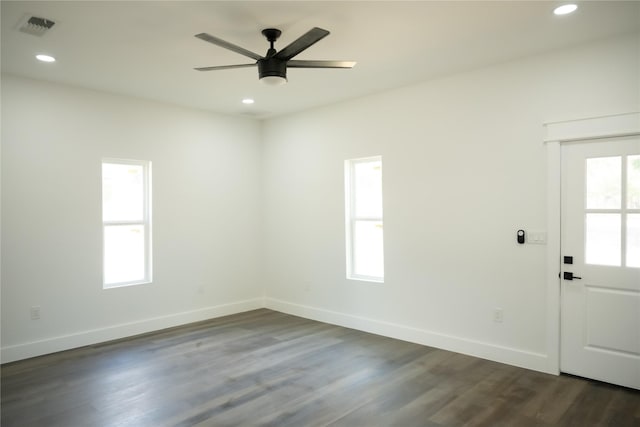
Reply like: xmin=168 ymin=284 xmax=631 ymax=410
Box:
xmin=585 ymin=213 xmax=621 ymax=266
xmin=103 ymin=163 xmax=144 ymax=221
xmin=628 ymin=155 xmax=640 ymax=209
xmin=104 ymin=225 xmax=146 ymax=285
xmin=354 ymin=160 xmax=382 ymax=218
xmin=353 ymin=220 xmax=384 ymax=278
xmin=627 ymin=214 xmax=640 ymax=268
xmin=586 ymin=157 xmax=621 ymax=209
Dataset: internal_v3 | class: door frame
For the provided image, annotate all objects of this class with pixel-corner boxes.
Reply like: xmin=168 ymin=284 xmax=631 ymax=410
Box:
xmin=544 ymin=112 xmax=640 ymax=375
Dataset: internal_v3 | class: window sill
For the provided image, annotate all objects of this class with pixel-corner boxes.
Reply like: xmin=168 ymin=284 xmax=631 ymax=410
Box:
xmin=103 ymin=280 xmax=152 ymax=290
xmin=347 ymin=275 xmax=384 ymax=284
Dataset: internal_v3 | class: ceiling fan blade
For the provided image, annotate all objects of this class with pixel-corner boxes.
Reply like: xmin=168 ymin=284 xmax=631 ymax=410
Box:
xmin=274 ymin=27 xmax=330 ymax=61
xmin=288 ymin=60 xmax=356 ymax=69
xmin=194 ymin=64 xmax=257 ymax=71
xmin=195 ymin=33 xmax=263 ymax=61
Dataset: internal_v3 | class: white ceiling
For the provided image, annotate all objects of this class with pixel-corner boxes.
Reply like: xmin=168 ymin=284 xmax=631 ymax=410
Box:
xmin=2 ymin=1 xmax=639 ymax=119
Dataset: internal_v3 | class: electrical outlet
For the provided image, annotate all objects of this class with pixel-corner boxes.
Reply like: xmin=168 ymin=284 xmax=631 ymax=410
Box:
xmin=30 ymin=306 xmax=41 ymax=320
xmin=493 ymin=308 xmax=504 ymax=323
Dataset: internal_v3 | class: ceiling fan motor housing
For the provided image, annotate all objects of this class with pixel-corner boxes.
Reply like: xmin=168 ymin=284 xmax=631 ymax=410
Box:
xmin=258 ymin=57 xmax=287 ymax=81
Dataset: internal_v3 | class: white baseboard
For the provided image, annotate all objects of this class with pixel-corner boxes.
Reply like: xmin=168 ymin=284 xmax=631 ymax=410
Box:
xmin=265 ymin=297 xmax=552 ymax=374
xmin=3 ymin=297 xmax=552 ymax=374
xmin=1 ymin=298 xmax=265 ymax=363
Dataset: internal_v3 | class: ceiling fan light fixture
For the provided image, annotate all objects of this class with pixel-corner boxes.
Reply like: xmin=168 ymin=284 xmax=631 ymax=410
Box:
xmin=260 ymin=75 xmax=287 ymax=86
xmin=258 ymin=57 xmax=288 ymax=85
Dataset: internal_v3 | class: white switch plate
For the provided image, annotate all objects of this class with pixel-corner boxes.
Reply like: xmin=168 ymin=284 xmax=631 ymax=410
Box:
xmin=528 ymin=231 xmax=547 ymax=245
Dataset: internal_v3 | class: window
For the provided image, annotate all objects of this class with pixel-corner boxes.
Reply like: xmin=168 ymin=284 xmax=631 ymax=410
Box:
xmin=102 ymin=159 xmax=152 ymax=288
xmin=345 ymin=156 xmax=384 ymax=282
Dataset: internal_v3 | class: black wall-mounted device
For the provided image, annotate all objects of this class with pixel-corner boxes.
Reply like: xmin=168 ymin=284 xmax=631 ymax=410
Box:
xmin=517 ymin=229 xmax=525 ymax=244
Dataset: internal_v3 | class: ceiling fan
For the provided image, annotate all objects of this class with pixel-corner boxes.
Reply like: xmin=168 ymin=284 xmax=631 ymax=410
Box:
xmin=194 ymin=27 xmax=356 ymax=85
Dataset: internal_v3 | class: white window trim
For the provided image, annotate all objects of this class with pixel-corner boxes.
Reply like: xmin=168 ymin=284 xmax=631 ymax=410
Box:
xmin=102 ymin=158 xmax=152 ymax=289
xmin=345 ymin=156 xmax=384 ymax=283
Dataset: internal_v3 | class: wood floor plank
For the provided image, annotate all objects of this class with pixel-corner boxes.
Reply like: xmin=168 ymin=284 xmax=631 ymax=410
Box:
xmin=2 ymin=309 xmax=639 ymax=426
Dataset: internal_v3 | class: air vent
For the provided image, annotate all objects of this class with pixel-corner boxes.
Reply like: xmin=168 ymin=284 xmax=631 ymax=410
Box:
xmin=18 ymin=15 xmax=56 ymax=37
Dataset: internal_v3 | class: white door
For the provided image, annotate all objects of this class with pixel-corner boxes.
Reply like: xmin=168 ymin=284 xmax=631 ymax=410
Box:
xmin=561 ymin=136 xmax=640 ymax=390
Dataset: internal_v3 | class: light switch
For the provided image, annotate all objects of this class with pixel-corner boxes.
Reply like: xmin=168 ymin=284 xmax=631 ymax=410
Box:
xmin=528 ymin=231 xmax=547 ymax=245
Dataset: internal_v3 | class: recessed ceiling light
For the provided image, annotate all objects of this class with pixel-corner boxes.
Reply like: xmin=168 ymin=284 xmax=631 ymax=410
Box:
xmin=36 ymin=54 xmax=56 ymax=62
xmin=242 ymin=98 xmax=255 ymax=105
xmin=554 ymin=4 xmax=578 ymax=15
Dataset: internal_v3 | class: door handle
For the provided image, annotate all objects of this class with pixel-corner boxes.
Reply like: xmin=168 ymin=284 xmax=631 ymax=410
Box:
xmin=563 ymin=272 xmax=582 ymax=280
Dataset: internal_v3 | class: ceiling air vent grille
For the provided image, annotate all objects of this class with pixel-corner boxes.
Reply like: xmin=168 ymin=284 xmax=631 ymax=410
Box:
xmin=19 ymin=16 xmax=56 ymax=37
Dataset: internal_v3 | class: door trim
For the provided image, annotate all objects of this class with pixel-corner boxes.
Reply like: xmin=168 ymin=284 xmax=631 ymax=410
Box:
xmin=544 ymin=112 xmax=640 ymax=375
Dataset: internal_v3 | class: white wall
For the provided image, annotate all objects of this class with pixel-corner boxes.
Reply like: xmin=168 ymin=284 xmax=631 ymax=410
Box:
xmin=1 ymin=75 xmax=264 ymax=362
xmin=2 ymin=34 xmax=638 ymax=369
xmin=261 ymin=34 xmax=640 ymax=372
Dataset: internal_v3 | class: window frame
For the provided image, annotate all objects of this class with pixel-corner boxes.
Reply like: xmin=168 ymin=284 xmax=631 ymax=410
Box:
xmin=345 ymin=155 xmax=384 ymax=283
xmin=102 ymin=158 xmax=152 ymax=289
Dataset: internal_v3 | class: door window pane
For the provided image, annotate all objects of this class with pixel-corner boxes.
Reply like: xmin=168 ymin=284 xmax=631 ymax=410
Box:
xmin=628 ymin=155 xmax=640 ymax=209
xmin=585 ymin=213 xmax=621 ymax=266
xmin=104 ymin=225 xmax=146 ymax=285
xmin=353 ymin=221 xmax=384 ymax=278
xmin=586 ymin=157 xmax=621 ymax=209
xmin=627 ymin=214 xmax=640 ymax=268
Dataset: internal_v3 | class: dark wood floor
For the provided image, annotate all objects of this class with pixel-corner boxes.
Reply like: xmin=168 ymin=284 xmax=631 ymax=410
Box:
xmin=2 ymin=309 xmax=639 ymax=426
